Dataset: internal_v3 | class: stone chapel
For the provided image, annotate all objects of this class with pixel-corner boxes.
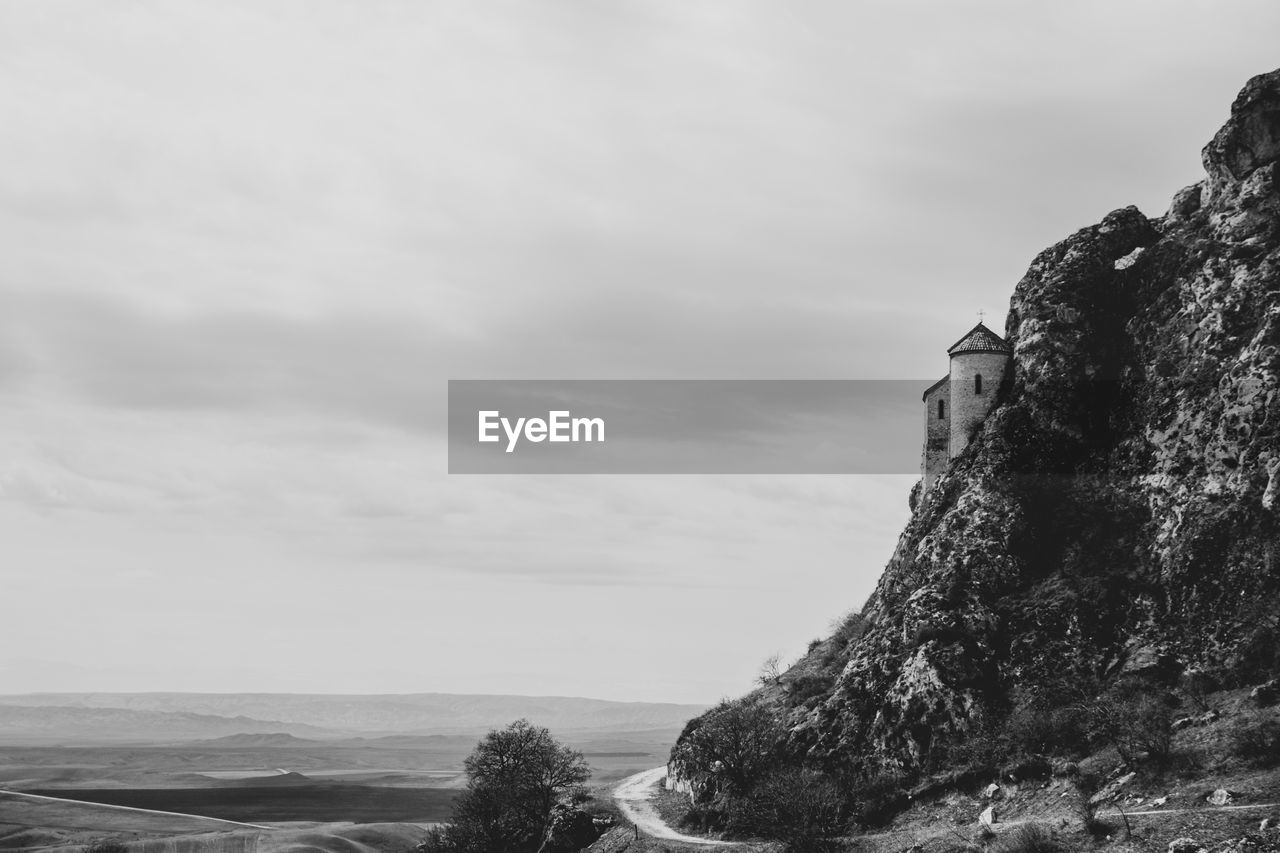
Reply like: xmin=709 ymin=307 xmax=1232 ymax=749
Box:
xmin=921 ymin=322 xmax=1012 ymax=491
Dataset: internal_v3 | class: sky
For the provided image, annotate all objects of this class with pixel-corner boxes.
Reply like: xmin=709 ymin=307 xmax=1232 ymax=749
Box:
xmin=1 ymin=1 xmax=1278 ymax=705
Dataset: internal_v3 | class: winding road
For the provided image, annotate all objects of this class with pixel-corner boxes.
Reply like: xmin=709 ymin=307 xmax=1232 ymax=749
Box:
xmin=612 ymin=767 xmax=729 ymax=846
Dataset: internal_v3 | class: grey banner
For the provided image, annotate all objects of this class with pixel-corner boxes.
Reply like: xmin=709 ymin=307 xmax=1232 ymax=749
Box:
xmin=448 ymin=380 xmax=932 ymax=474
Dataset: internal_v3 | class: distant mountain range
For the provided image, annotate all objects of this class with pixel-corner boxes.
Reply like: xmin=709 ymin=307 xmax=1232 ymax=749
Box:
xmin=0 ymin=704 xmax=338 ymax=744
xmin=0 ymin=692 xmax=709 ymax=744
xmin=189 ymin=731 xmax=325 ymax=748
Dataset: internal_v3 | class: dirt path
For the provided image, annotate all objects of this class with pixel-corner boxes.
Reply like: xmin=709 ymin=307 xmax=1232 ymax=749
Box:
xmin=1102 ymin=802 xmax=1280 ymax=817
xmin=612 ymin=768 xmax=730 ymax=846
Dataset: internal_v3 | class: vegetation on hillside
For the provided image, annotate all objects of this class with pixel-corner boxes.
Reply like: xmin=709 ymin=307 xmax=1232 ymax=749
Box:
xmin=417 ymin=719 xmax=593 ymax=853
xmin=667 ymin=68 xmax=1280 ymax=853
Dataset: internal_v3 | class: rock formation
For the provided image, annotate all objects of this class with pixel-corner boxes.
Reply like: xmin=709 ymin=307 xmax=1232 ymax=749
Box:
xmin=672 ymin=68 xmax=1280 ymax=780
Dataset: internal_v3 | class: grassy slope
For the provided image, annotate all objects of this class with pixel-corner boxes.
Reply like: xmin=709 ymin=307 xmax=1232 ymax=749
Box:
xmin=18 ymin=785 xmax=455 ymax=824
xmin=0 ymin=790 xmax=259 ymax=852
xmin=0 ymin=791 xmax=438 ymax=853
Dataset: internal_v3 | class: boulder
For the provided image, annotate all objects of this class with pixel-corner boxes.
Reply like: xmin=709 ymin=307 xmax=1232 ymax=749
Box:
xmin=1250 ymin=679 xmax=1279 ymax=707
xmin=983 ymin=782 xmax=1001 ymax=799
xmin=1089 ymin=771 xmax=1137 ymax=806
xmin=537 ymin=804 xmax=607 ymax=853
xmin=583 ymin=827 xmax=635 ymax=853
xmin=1208 ymin=789 xmax=1239 ymax=806
xmin=1214 ymin=836 xmax=1268 ymax=853
xmin=979 ymin=805 xmax=997 ymax=828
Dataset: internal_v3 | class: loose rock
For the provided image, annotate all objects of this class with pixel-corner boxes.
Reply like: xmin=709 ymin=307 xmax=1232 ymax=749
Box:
xmin=1168 ymin=838 xmax=1205 ymax=853
xmin=1250 ymin=679 xmax=1279 ymax=706
xmin=1208 ymin=788 xmax=1239 ymax=806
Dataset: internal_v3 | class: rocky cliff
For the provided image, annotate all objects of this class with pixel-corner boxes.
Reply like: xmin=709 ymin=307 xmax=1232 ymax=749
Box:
xmin=673 ymin=68 xmax=1280 ymax=781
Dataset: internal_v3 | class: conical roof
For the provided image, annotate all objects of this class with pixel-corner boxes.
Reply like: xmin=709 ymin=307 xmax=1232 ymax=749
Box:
xmin=947 ymin=322 xmax=1011 ymax=357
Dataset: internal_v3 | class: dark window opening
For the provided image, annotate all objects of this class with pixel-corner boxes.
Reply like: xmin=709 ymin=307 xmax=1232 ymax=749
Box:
xmin=974 ymin=374 xmax=983 ymax=395
xmin=937 ymin=399 xmax=946 ymax=419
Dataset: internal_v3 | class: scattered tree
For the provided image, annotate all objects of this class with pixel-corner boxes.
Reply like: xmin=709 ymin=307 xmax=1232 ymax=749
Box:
xmin=421 ymin=719 xmax=590 ymax=853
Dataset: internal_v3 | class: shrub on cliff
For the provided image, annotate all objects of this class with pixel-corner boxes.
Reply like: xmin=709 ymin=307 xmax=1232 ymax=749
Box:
xmin=1004 ymin=678 xmax=1097 ymax=759
xmin=1088 ymin=680 xmax=1174 ymax=767
xmin=1229 ymin=718 xmax=1280 ymax=767
xmin=726 ymin=767 xmax=848 ymax=852
xmin=787 ymin=672 xmax=835 ymax=706
xmin=848 ymin=768 xmax=909 ymax=829
xmin=669 ymin=698 xmax=786 ymax=804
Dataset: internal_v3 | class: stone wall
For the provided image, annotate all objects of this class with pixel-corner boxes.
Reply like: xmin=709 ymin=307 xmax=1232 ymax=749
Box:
xmin=922 ymin=378 xmax=951 ymax=490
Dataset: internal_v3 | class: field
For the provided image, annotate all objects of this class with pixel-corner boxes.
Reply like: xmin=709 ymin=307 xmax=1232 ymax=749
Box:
xmin=21 ymin=785 xmax=457 ymax=824
xmin=0 ymin=789 xmax=438 ymax=853
xmin=0 ymin=729 xmax=677 ymax=850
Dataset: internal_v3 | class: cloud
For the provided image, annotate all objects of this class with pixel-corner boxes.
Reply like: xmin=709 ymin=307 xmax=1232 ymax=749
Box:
xmin=0 ymin=1 xmax=1278 ymax=701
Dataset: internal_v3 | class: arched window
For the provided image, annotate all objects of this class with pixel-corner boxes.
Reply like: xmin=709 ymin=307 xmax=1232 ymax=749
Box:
xmin=937 ymin=399 xmax=946 ymax=419
xmin=974 ymin=374 xmax=983 ymax=395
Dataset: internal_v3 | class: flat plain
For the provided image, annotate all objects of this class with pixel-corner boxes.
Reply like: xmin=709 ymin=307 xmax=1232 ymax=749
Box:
xmin=0 ymin=728 xmax=679 ymax=851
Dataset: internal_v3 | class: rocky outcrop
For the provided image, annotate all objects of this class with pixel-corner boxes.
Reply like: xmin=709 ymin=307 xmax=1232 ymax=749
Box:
xmin=535 ymin=804 xmax=611 ymax=853
xmin=582 ymin=827 xmax=637 ymax=853
xmin=672 ymin=69 xmax=1280 ymax=777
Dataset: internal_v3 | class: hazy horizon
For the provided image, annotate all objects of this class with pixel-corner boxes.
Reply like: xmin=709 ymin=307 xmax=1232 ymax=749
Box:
xmin=3 ymin=1 xmax=1279 ymax=705
xmin=0 ymin=688 xmax=706 ymax=704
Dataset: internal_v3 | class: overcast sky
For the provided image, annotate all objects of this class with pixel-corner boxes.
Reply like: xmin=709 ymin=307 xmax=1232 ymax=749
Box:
xmin=1 ymin=2 xmax=1277 ymax=705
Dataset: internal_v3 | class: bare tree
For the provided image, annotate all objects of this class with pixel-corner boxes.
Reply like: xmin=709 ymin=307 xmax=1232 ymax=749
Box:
xmin=758 ymin=653 xmax=782 ymax=685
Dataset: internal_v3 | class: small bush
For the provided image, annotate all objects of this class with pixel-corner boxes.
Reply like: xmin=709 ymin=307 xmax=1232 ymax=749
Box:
xmin=85 ymin=842 xmax=130 ymax=853
xmin=414 ymin=826 xmax=455 ymax=853
xmin=1067 ymin=765 xmax=1113 ymax=837
xmin=727 ymin=767 xmax=847 ymax=853
xmin=1177 ymin=669 xmax=1217 ymax=712
xmin=939 ymin=719 xmax=1011 ymax=777
xmin=991 ymin=824 xmax=1061 ymax=853
xmin=1088 ymin=680 xmax=1175 ymax=766
xmin=1001 ymin=755 xmax=1052 ymax=783
xmin=1159 ymin=747 xmax=1206 ymax=779
xmin=851 ymin=769 xmax=909 ymax=829
xmin=788 ymin=673 xmax=835 ymax=704
xmin=1082 ymin=815 xmax=1114 ymax=838
xmin=829 ymin=610 xmax=870 ymax=648
xmin=1230 ymin=719 xmax=1280 ymax=767
xmin=1005 ymin=702 xmax=1089 ymax=758
xmin=577 ymin=796 xmax=621 ymax=822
